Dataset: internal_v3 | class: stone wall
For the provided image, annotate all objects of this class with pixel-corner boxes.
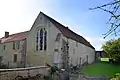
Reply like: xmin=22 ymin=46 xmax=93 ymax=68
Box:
xmin=0 ymin=66 xmax=50 ymax=80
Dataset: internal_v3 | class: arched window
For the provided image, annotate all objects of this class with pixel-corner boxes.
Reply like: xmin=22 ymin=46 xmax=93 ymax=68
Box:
xmin=44 ymin=30 xmax=47 ymax=50
xmin=40 ymin=29 xmax=43 ymax=50
xmin=36 ymin=30 xmax=39 ymax=51
xmin=36 ymin=28 xmax=47 ymax=51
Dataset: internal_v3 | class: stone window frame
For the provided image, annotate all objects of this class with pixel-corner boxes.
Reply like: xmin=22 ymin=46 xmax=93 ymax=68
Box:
xmin=36 ymin=28 xmax=47 ymax=51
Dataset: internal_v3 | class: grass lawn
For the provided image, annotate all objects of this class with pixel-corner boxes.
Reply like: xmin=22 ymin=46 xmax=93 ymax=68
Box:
xmin=100 ymin=58 xmax=109 ymax=62
xmin=81 ymin=61 xmax=120 ymax=76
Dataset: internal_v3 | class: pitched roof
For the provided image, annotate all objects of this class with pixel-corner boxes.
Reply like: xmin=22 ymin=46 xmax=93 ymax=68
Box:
xmin=0 ymin=31 xmax=29 ymax=43
xmin=0 ymin=12 xmax=94 ymax=49
xmin=41 ymin=12 xmax=95 ymax=49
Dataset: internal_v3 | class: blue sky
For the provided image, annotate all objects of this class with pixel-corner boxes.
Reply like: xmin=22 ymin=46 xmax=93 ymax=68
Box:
xmin=0 ymin=0 xmax=117 ymax=50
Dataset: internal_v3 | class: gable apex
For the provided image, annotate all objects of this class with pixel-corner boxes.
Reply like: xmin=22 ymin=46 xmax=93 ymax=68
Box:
xmin=30 ymin=11 xmax=46 ymax=31
xmin=40 ymin=12 xmax=95 ymax=49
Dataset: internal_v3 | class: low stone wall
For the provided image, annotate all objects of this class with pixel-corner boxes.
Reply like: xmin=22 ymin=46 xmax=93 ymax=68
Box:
xmin=0 ymin=66 xmax=50 ymax=80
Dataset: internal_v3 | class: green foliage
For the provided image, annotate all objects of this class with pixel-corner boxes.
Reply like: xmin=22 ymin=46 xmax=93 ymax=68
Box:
xmin=110 ymin=73 xmax=120 ymax=80
xmin=90 ymin=0 xmax=120 ymax=38
xmin=102 ymin=38 xmax=120 ymax=63
xmin=0 ymin=63 xmax=9 ymax=69
xmin=49 ymin=66 xmax=58 ymax=75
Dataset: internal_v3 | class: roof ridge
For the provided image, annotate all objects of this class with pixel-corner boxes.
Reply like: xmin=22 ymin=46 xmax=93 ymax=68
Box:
xmin=0 ymin=31 xmax=29 ymax=43
xmin=0 ymin=31 xmax=29 ymax=39
xmin=9 ymin=30 xmax=29 ymax=36
xmin=40 ymin=12 xmax=67 ymax=28
xmin=41 ymin=12 xmax=94 ymax=49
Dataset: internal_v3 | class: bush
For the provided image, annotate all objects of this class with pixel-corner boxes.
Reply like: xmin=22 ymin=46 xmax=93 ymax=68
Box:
xmin=0 ymin=63 xmax=9 ymax=69
xmin=109 ymin=59 xmax=114 ymax=63
xmin=102 ymin=38 xmax=120 ymax=65
xmin=108 ymin=58 xmax=120 ymax=65
xmin=50 ymin=66 xmax=58 ymax=75
xmin=114 ymin=58 xmax=120 ymax=64
xmin=110 ymin=73 xmax=120 ymax=80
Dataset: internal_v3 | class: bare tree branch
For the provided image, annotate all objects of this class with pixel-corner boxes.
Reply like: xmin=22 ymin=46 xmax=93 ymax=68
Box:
xmin=98 ymin=7 xmax=117 ymax=19
xmin=90 ymin=0 xmax=120 ymax=38
xmin=89 ymin=0 xmax=120 ymax=10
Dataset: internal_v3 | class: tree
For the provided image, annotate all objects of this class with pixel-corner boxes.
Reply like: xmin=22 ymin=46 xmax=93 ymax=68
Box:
xmin=102 ymin=38 xmax=120 ymax=63
xmin=90 ymin=0 xmax=120 ymax=38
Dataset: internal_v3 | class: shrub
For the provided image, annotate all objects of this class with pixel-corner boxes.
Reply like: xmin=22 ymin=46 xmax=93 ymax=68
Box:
xmin=109 ymin=59 xmax=115 ymax=64
xmin=110 ymin=73 xmax=120 ymax=80
xmin=0 ymin=63 xmax=9 ymax=69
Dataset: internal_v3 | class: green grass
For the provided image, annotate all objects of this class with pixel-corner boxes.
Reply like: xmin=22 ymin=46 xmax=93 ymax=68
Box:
xmin=100 ymin=58 xmax=109 ymax=62
xmin=81 ymin=62 xmax=120 ymax=76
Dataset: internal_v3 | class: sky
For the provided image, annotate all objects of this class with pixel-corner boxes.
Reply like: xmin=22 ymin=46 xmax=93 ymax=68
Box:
xmin=0 ymin=0 xmax=118 ymax=50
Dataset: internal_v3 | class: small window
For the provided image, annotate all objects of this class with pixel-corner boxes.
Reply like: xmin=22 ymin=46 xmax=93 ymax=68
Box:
xmin=36 ymin=44 xmax=38 ymax=51
xmin=0 ymin=56 xmax=3 ymax=61
xmin=13 ymin=54 xmax=17 ymax=63
xmin=17 ymin=41 xmax=20 ymax=49
xmin=40 ymin=17 xmax=42 ymax=20
xmin=3 ymin=45 xmax=6 ymax=50
xmin=73 ymin=49 xmax=75 ymax=54
xmin=48 ymin=21 xmax=50 ymax=27
xmin=40 ymin=29 xmax=43 ymax=50
xmin=36 ymin=30 xmax=39 ymax=51
xmin=44 ymin=30 xmax=47 ymax=50
xmin=13 ymin=42 xmax=15 ymax=50
xmin=76 ymin=42 xmax=78 ymax=47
